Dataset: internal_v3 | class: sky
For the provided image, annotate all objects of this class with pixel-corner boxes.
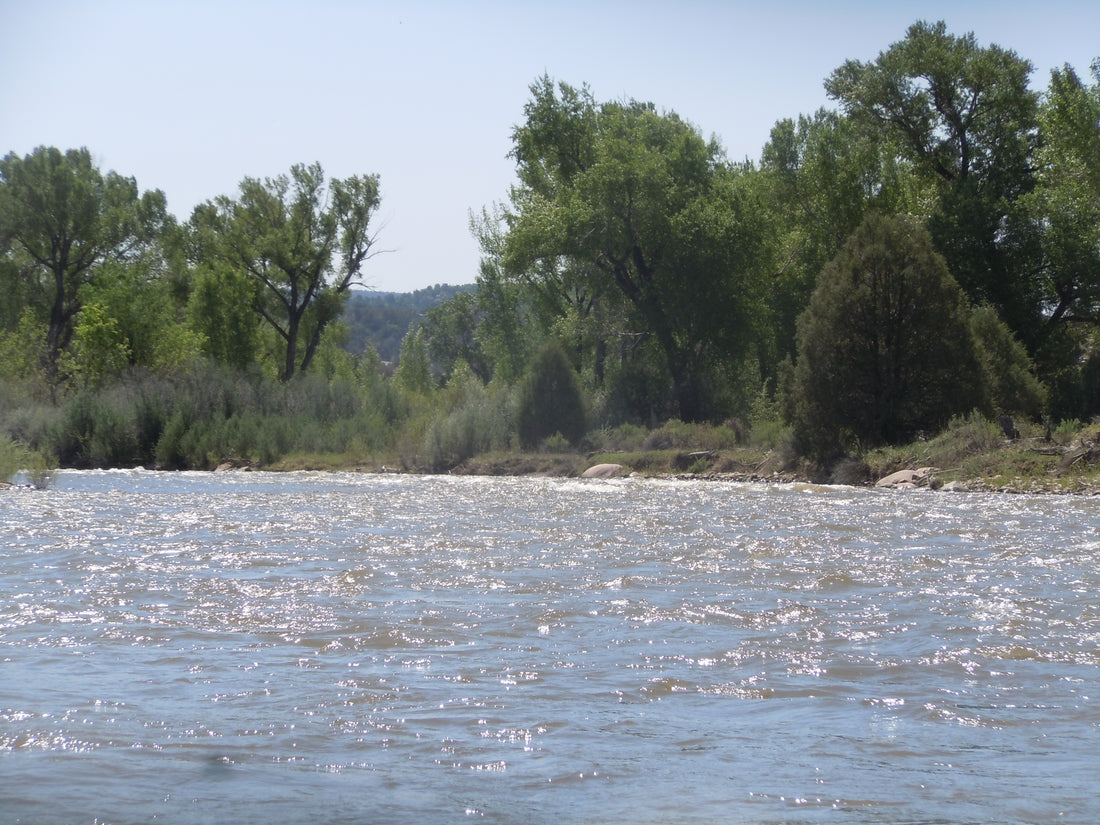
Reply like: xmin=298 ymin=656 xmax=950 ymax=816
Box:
xmin=2 ymin=1 xmax=1097 ymax=293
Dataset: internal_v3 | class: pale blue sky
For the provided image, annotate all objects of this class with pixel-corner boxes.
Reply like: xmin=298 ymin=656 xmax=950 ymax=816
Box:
xmin=2 ymin=1 xmax=1097 ymax=292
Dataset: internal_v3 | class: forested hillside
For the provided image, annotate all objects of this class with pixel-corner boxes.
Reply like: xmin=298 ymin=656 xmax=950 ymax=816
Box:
xmin=2 ymin=21 xmax=1098 ymax=480
xmin=342 ymin=285 xmax=473 ymax=363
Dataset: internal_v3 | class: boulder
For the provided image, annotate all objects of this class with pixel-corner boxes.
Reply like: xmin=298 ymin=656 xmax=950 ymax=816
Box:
xmin=875 ymin=467 xmax=936 ymax=489
xmin=582 ymin=463 xmax=626 ymax=479
xmin=215 ymin=458 xmax=258 ymax=472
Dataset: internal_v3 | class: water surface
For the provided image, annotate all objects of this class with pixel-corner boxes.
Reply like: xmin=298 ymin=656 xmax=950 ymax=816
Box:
xmin=2 ymin=471 xmax=1098 ymax=824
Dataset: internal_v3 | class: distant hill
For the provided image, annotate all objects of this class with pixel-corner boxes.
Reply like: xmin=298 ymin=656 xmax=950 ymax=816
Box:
xmin=341 ymin=284 xmax=474 ymax=362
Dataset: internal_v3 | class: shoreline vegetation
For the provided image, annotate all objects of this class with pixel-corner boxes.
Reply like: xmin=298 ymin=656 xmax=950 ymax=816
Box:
xmin=264 ymin=414 xmax=1100 ymax=496
xmin=4 ymin=413 xmax=1098 ymax=495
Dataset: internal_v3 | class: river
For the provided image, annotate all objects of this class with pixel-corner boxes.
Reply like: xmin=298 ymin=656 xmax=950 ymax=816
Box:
xmin=1 ymin=470 xmax=1098 ymax=824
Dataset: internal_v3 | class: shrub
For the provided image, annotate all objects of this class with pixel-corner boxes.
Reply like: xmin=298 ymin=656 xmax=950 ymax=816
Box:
xmin=0 ymin=434 xmax=55 ymax=486
xmin=421 ymin=376 xmax=515 ymax=471
xmin=1052 ymin=419 xmax=1082 ymax=446
xmin=49 ymin=392 xmax=138 ymax=467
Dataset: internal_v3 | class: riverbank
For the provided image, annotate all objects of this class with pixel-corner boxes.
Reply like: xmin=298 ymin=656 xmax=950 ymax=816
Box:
xmin=8 ymin=414 xmax=1097 ymax=495
xmin=267 ymin=416 xmax=1100 ymax=496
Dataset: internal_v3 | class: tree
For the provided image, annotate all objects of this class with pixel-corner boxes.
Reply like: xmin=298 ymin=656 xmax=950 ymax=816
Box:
xmin=393 ymin=326 xmax=434 ymax=396
xmin=791 ymin=213 xmax=982 ymax=457
xmin=185 ymin=263 xmax=260 ymax=369
xmin=197 ymin=163 xmax=380 ymax=381
xmin=1028 ymin=60 xmax=1100 ymax=329
xmin=60 ymin=301 xmax=130 ymax=388
xmin=517 ymin=338 xmax=587 ymax=448
xmin=825 ymin=21 xmax=1043 ymax=347
xmin=760 ymin=109 xmax=924 ymax=367
xmin=71 ymin=259 xmax=206 ymax=376
xmin=504 ymin=77 xmax=770 ymax=422
xmin=470 ymin=241 xmax=536 ymax=385
xmin=969 ymin=303 xmax=1046 ymax=418
xmin=0 ymin=146 xmax=169 ymax=376
xmin=420 ymin=291 xmax=491 ymax=384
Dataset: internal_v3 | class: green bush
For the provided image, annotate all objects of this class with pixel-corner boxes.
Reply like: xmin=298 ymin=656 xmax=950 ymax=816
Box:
xmin=1052 ymin=418 xmax=1082 ymax=446
xmin=421 ymin=377 xmax=515 ymax=471
xmin=155 ymin=410 xmax=190 ymax=469
xmin=930 ymin=413 xmax=1005 ymax=468
xmin=48 ymin=392 xmax=139 ymax=468
xmin=0 ymin=434 xmax=55 ymax=486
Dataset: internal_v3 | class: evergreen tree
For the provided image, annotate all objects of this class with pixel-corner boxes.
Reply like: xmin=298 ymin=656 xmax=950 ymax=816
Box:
xmin=517 ymin=339 xmax=587 ymax=449
xmin=791 ymin=213 xmax=982 ymax=456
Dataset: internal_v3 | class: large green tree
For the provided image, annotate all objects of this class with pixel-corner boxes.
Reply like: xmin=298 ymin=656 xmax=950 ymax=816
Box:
xmin=791 ymin=213 xmax=983 ymax=456
xmin=196 ymin=162 xmax=380 ymax=381
xmin=469 ymin=206 xmax=539 ymax=384
xmin=1029 ymin=60 xmax=1100 ymax=329
xmin=760 ymin=109 xmax=923 ymax=367
xmin=504 ymin=77 xmax=770 ymax=421
xmin=0 ymin=146 xmax=169 ymax=375
xmin=825 ymin=21 xmax=1043 ymax=347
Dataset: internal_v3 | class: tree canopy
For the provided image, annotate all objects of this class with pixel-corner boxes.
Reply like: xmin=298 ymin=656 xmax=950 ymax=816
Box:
xmin=826 ymin=20 xmax=1044 ymax=347
xmin=194 ymin=162 xmax=381 ymax=381
xmin=504 ymin=76 xmax=771 ymax=421
xmin=0 ymin=146 xmax=169 ymax=374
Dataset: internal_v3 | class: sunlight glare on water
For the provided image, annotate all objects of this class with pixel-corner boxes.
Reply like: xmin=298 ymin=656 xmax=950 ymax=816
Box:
xmin=1 ymin=470 xmax=1098 ymax=824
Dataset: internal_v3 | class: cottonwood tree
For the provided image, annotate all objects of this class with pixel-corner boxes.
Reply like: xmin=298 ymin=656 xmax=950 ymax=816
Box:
xmin=0 ymin=146 xmax=169 ymax=376
xmin=197 ymin=163 xmax=381 ymax=381
xmin=760 ymin=109 xmax=923 ymax=368
xmin=826 ymin=21 xmax=1044 ymax=347
xmin=504 ymin=77 xmax=771 ymax=422
xmin=1029 ymin=60 xmax=1100 ymax=329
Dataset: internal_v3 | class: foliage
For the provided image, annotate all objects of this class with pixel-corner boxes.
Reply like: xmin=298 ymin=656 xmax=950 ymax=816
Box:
xmin=760 ymin=109 xmax=924 ymax=366
xmin=420 ymin=291 xmax=491 ymax=383
xmin=0 ymin=433 xmax=54 ymax=486
xmin=517 ymin=339 xmax=587 ymax=449
xmin=1026 ymin=60 xmax=1100 ymax=329
xmin=393 ymin=327 xmax=434 ymax=396
xmin=0 ymin=146 xmax=169 ymax=374
xmin=791 ymin=213 xmax=983 ymax=457
xmin=59 ymin=301 xmax=131 ymax=388
xmin=0 ymin=309 xmax=49 ymax=387
xmin=469 ymin=206 xmax=544 ymax=384
xmin=193 ymin=162 xmax=381 ymax=380
xmin=969 ymin=304 xmax=1047 ymax=417
xmin=826 ymin=21 xmax=1044 ymax=349
xmin=421 ymin=365 xmax=515 ymax=471
xmin=504 ymin=77 xmax=771 ymax=421
xmin=186 ymin=264 xmax=259 ymax=368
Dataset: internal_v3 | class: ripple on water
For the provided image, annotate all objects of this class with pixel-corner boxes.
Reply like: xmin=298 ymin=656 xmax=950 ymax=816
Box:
xmin=2 ymin=472 xmax=1099 ymax=824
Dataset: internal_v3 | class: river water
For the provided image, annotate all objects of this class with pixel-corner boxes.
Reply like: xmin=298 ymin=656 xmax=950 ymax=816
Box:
xmin=1 ymin=470 xmax=1097 ymax=824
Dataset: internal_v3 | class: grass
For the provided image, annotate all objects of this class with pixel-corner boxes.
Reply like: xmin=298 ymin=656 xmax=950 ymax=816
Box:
xmin=448 ymin=414 xmax=1100 ymax=494
xmin=861 ymin=414 xmax=1100 ymax=493
xmin=6 ymin=401 xmax=1099 ymax=495
xmin=0 ymin=434 xmax=56 ymax=488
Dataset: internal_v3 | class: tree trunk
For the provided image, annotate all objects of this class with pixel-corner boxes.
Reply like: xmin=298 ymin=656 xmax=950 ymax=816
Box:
xmin=282 ymin=315 xmax=299 ymax=381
